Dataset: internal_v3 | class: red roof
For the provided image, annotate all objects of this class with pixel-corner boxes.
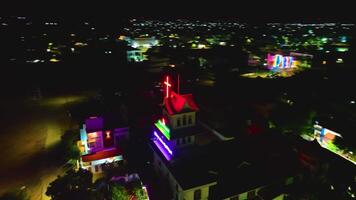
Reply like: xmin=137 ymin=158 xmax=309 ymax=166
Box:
xmin=164 ymin=92 xmax=199 ymax=115
xmin=82 ymin=148 xmax=122 ymax=162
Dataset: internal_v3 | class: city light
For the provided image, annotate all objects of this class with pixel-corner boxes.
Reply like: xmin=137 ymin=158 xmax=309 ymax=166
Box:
xmin=267 ymin=54 xmax=295 ymax=69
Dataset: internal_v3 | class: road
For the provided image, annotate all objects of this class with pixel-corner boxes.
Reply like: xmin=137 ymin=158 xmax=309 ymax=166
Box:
xmin=0 ymin=94 xmax=88 ymax=199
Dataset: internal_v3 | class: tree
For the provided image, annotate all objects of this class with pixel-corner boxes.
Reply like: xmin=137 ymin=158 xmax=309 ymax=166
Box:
xmin=271 ymin=104 xmax=316 ymax=137
xmin=111 ymin=185 xmax=129 ymax=200
xmin=60 ymin=131 xmax=80 ymax=161
xmin=46 ymin=169 xmax=93 ymax=200
xmin=133 ymin=187 xmax=148 ymax=200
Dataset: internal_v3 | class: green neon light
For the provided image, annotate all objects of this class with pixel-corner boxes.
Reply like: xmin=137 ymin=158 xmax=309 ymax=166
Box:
xmin=155 ymin=120 xmax=170 ymax=140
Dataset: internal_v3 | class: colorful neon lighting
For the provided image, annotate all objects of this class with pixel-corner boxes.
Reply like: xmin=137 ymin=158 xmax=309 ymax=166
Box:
xmin=162 ymin=118 xmax=166 ymax=125
xmin=154 ymin=120 xmax=170 ymax=140
xmin=164 ymin=76 xmax=172 ymax=98
xmin=153 ymin=132 xmax=173 ymax=161
xmin=268 ymin=53 xmax=295 ymax=69
xmin=154 ymin=131 xmax=172 ymax=155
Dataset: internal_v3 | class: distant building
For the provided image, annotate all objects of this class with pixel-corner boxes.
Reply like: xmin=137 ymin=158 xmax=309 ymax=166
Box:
xmin=127 ymin=36 xmax=159 ymax=49
xmin=127 ymin=47 xmax=146 ymax=62
xmin=77 ymin=116 xmax=129 ymax=173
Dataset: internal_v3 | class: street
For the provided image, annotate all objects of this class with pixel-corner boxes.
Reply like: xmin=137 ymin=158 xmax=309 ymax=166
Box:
xmin=0 ymin=94 xmax=88 ymax=199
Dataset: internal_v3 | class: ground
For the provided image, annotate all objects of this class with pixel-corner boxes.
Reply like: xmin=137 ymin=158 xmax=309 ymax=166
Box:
xmin=0 ymin=93 xmax=90 ymax=199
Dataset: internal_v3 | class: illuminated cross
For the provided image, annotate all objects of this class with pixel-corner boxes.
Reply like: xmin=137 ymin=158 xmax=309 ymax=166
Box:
xmin=164 ymin=76 xmax=172 ymax=98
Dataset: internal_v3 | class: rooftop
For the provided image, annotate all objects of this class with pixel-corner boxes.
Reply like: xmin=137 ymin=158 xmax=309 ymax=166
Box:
xmin=164 ymin=91 xmax=199 ymax=115
xmin=82 ymin=147 xmax=122 ymax=162
xmin=151 ymin=132 xmax=303 ymax=194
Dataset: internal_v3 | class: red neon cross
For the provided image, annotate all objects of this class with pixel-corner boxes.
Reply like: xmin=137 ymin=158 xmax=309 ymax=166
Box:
xmin=164 ymin=76 xmax=171 ymax=98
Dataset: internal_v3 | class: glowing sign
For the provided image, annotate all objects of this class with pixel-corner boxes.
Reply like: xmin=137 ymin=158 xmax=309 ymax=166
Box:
xmin=267 ymin=54 xmax=295 ymax=69
xmin=164 ymin=76 xmax=172 ymax=98
xmin=155 ymin=119 xmax=170 ymax=140
xmin=153 ymin=131 xmax=173 ymax=160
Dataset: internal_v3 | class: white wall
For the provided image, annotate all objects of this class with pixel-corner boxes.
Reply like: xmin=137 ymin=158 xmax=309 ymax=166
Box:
xmin=182 ymin=184 xmax=214 ymax=200
xmin=168 ymin=112 xmax=196 ymax=129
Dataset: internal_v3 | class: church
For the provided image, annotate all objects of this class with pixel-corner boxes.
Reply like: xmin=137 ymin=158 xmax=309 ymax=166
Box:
xmin=150 ymin=75 xmax=303 ymax=200
xmin=150 ymin=75 xmax=219 ymax=200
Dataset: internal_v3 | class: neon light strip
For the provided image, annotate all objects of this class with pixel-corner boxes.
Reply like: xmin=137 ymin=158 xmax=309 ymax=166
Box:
xmin=154 ymin=120 xmax=170 ymax=140
xmin=153 ymin=140 xmax=172 ymax=161
xmin=154 ymin=131 xmax=173 ymax=155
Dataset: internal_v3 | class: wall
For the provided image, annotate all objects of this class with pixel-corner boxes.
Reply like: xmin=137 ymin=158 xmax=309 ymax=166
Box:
xmin=169 ymin=112 xmax=196 ymax=129
xmin=182 ymin=184 xmax=214 ymax=200
xmin=153 ymin=151 xmax=182 ymax=199
xmin=153 ymin=151 xmax=216 ymax=200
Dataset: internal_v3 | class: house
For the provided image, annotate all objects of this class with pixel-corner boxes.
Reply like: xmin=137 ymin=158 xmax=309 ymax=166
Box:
xmin=77 ymin=116 xmax=129 ymax=173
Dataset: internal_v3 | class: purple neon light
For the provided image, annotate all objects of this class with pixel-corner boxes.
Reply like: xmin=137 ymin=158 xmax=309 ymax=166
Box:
xmin=154 ymin=131 xmax=173 ymax=155
xmin=153 ymin=140 xmax=172 ymax=160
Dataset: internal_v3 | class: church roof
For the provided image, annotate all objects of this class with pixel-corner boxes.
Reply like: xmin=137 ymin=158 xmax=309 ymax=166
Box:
xmin=164 ymin=91 xmax=199 ymax=115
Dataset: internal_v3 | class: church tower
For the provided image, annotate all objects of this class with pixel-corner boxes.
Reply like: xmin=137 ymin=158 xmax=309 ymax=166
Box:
xmin=152 ymin=75 xmax=200 ymax=161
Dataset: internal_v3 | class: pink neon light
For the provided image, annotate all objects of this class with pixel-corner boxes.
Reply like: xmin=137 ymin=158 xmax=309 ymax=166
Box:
xmin=164 ymin=76 xmax=172 ymax=98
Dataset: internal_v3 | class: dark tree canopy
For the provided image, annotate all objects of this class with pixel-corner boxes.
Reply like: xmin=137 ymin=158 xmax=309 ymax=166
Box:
xmin=46 ymin=169 xmax=93 ymax=200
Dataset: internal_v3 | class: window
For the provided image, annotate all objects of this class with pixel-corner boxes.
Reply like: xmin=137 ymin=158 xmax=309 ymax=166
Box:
xmin=177 ymin=118 xmax=181 ymax=127
xmin=88 ymin=142 xmax=96 ymax=148
xmin=188 ymin=115 xmax=192 ymax=124
xmin=194 ymin=189 xmax=201 ymax=200
xmin=183 ymin=115 xmax=187 ymax=126
xmin=247 ymin=190 xmax=256 ymax=198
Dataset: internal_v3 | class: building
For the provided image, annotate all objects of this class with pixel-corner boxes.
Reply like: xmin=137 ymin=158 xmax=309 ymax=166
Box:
xmin=150 ymin=76 xmax=302 ymax=200
xmin=77 ymin=116 xmax=129 ymax=173
xmin=127 ymin=47 xmax=146 ymax=62
xmin=150 ymin=76 xmax=219 ymax=200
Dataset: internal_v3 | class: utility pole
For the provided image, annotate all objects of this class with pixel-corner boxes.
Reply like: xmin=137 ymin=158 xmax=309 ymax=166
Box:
xmin=177 ymin=73 xmax=180 ymax=94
